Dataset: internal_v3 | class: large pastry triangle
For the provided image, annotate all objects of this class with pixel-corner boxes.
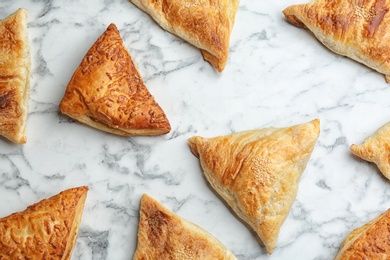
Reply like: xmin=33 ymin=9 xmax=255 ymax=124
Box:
xmin=188 ymin=119 xmax=320 ymax=254
xmin=133 ymin=194 xmax=237 ymax=259
xmin=130 ymin=0 xmax=239 ymax=72
xmin=283 ymin=0 xmax=390 ymax=82
xmin=0 ymin=8 xmax=30 ymax=144
xmin=59 ymin=23 xmax=171 ymax=136
xmin=0 ymin=186 xmax=88 ymax=259
xmin=335 ymin=208 xmax=390 ymax=259
xmin=350 ymin=121 xmax=390 ymax=180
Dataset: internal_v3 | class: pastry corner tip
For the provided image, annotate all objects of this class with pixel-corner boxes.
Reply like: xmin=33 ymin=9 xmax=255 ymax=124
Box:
xmin=188 ymin=141 xmax=201 ymax=158
xmin=187 ymin=135 xmax=202 ymax=146
xmin=141 ymin=193 xmax=150 ymax=200
xmin=71 ymin=185 xmax=89 ymax=192
xmin=311 ymin=118 xmax=320 ymax=125
xmin=349 ymin=143 xmax=358 ymax=153
xmin=17 ymin=8 xmax=29 ymax=15
xmin=385 ymin=74 xmax=390 ymax=83
xmin=140 ymin=193 xmax=155 ymax=205
xmin=107 ymin=23 xmax=118 ymax=30
xmin=311 ymin=118 xmax=321 ymax=130
xmin=265 ymin=245 xmax=275 ymax=255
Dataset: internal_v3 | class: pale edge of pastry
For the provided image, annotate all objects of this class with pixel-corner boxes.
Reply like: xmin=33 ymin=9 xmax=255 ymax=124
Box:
xmin=0 ymin=8 xmax=30 ymax=144
xmin=62 ymin=186 xmax=89 ymax=259
xmin=133 ymin=194 xmax=237 ymax=259
xmin=66 ymin=112 xmax=170 ymax=136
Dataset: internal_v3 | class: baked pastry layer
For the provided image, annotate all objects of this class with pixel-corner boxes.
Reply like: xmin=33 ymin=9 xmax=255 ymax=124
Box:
xmin=283 ymin=0 xmax=390 ymax=82
xmin=59 ymin=23 xmax=171 ymax=136
xmin=188 ymin=119 xmax=320 ymax=254
xmin=351 ymin=121 xmax=390 ymax=180
xmin=130 ymin=0 xmax=239 ymax=72
xmin=0 ymin=8 xmax=30 ymax=144
xmin=0 ymin=186 xmax=88 ymax=259
xmin=335 ymin=208 xmax=390 ymax=259
xmin=133 ymin=194 xmax=237 ymax=259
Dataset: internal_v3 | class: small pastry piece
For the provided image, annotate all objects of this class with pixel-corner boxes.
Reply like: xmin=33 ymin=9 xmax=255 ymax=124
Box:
xmin=188 ymin=119 xmax=320 ymax=254
xmin=351 ymin=121 xmax=390 ymax=180
xmin=0 ymin=8 xmax=30 ymax=143
xmin=129 ymin=0 xmax=239 ymax=72
xmin=133 ymin=194 xmax=237 ymax=259
xmin=59 ymin=23 xmax=171 ymax=136
xmin=0 ymin=186 xmax=88 ymax=259
xmin=283 ymin=0 xmax=390 ymax=82
xmin=335 ymin=208 xmax=390 ymax=259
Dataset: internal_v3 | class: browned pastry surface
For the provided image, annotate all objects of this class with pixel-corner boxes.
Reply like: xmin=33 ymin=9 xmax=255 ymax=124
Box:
xmin=335 ymin=208 xmax=390 ymax=259
xmin=133 ymin=194 xmax=237 ymax=259
xmin=130 ymin=0 xmax=239 ymax=72
xmin=0 ymin=8 xmax=30 ymax=144
xmin=350 ymin=121 xmax=390 ymax=180
xmin=0 ymin=186 xmax=88 ymax=259
xmin=283 ymin=0 xmax=390 ymax=82
xmin=188 ymin=119 xmax=320 ymax=254
xmin=59 ymin=23 xmax=171 ymax=136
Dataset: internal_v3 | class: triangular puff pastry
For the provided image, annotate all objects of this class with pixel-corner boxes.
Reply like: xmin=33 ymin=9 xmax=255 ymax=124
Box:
xmin=335 ymin=208 xmax=390 ymax=259
xmin=130 ymin=0 xmax=239 ymax=72
xmin=133 ymin=194 xmax=237 ymax=259
xmin=0 ymin=186 xmax=88 ymax=259
xmin=0 ymin=8 xmax=30 ymax=144
xmin=59 ymin=23 xmax=171 ymax=136
xmin=350 ymin=121 xmax=390 ymax=180
xmin=188 ymin=119 xmax=320 ymax=254
xmin=283 ymin=0 xmax=390 ymax=82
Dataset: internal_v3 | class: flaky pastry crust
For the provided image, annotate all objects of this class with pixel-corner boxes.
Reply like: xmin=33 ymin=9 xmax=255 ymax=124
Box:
xmin=59 ymin=23 xmax=171 ymax=136
xmin=133 ymin=194 xmax=237 ymax=259
xmin=129 ymin=0 xmax=239 ymax=72
xmin=283 ymin=0 xmax=390 ymax=82
xmin=335 ymin=208 xmax=390 ymax=260
xmin=350 ymin=121 xmax=390 ymax=180
xmin=0 ymin=8 xmax=30 ymax=144
xmin=188 ymin=119 xmax=320 ymax=254
xmin=0 ymin=186 xmax=88 ymax=259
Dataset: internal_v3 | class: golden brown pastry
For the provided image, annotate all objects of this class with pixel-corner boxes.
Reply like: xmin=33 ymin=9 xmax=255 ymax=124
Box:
xmin=0 ymin=186 xmax=88 ymax=259
xmin=283 ymin=0 xmax=390 ymax=82
xmin=129 ymin=0 xmax=239 ymax=72
xmin=350 ymin=121 xmax=390 ymax=180
xmin=335 ymin=208 xmax=390 ymax=260
xmin=59 ymin=23 xmax=171 ymax=136
xmin=0 ymin=8 xmax=30 ymax=144
xmin=188 ymin=119 xmax=320 ymax=254
xmin=133 ymin=194 xmax=237 ymax=259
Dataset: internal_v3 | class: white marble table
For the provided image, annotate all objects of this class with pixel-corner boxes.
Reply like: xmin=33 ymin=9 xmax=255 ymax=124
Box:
xmin=2 ymin=0 xmax=390 ymax=259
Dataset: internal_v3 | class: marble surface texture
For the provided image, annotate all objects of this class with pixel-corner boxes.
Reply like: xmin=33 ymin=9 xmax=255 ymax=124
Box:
xmin=2 ymin=0 xmax=390 ymax=259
